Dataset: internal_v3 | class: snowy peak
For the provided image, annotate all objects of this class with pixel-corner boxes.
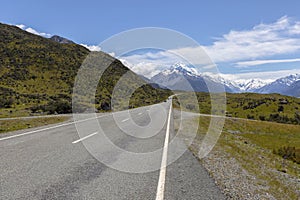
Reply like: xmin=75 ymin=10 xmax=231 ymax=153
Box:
xmin=256 ymin=73 xmax=300 ymax=96
xmin=274 ymin=73 xmax=300 ymax=86
xmin=150 ymin=62 xmax=300 ymax=97
xmin=236 ymin=79 xmax=271 ymax=92
xmin=162 ymin=63 xmax=199 ymax=77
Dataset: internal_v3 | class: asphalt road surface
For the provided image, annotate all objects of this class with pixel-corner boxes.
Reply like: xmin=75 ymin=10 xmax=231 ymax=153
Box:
xmin=0 ymin=99 xmax=224 ymax=200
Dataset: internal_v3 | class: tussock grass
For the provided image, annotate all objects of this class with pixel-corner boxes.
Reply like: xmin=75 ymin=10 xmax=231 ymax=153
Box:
xmin=0 ymin=116 xmax=69 ymax=133
xmin=180 ymin=114 xmax=300 ymax=199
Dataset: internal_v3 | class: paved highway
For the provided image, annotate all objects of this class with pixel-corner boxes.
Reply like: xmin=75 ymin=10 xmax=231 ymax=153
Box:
xmin=0 ymin=99 xmax=224 ymax=200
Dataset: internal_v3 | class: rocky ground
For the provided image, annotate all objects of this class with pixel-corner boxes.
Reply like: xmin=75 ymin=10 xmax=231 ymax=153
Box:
xmin=174 ymin=111 xmax=300 ymax=199
xmin=189 ymin=136 xmax=300 ymax=200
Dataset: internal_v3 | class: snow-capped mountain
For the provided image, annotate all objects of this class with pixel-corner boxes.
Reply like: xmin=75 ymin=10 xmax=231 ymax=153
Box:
xmin=149 ymin=63 xmax=300 ymax=97
xmin=255 ymin=74 xmax=300 ymax=96
xmin=161 ymin=63 xmax=200 ymax=77
xmin=236 ymin=79 xmax=271 ymax=92
xmin=284 ymin=80 xmax=300 ymax=97
xmin=151 ymin=63 xmax=233 ymax=92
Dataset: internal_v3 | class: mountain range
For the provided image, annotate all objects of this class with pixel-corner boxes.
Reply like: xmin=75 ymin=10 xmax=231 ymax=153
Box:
xmin=150 ymin=63 xmax=300 ymax=97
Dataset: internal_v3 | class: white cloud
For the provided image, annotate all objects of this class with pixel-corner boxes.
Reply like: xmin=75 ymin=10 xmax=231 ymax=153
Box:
xmin=118 ymin=16 xmax=300 ymax=78
xmin=108 ymin=52 xmax=115 ymax=57
xmin=16 ymin=24 xmax=25 ymax=29
xmin=119 ymin=50 xmax=186 ymax=78
xmin=203 ymin=16 xmax=300 ymax=63
xmin=221 ymin=68 xmax=300 ymax=81
xmin=289 ymin=21 xmax=300 ymax=35
xmin=120 ymin=59 xmax=162 ymax=78
xmin=80 ymin=44 xmax=101 ymax=51
xmin=236 ymin=58 xmax=300 ymax=67
xmin=16 ymin=24 xmax=52 ymax=38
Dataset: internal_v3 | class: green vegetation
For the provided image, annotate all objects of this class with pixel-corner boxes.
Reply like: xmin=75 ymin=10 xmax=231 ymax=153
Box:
xmin=173 ymin=91 xmax=300 ymax=198
xmin=0 ymin=116 xmax=69 ymax=133
xmin=0 ymin=23 xmax=172 ymax=118
xmin=273 ymin=146 xmax=300 ymax=164
xmin=174 ymin=92 xmax=300 ymax=125
xmin=182 ymin=115 xmax=300 ymax=199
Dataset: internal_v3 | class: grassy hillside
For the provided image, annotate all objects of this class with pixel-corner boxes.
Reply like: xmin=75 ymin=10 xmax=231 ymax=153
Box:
xmin=174 ymin=92 xmax=300 ymax=125
xmin=0 ymin=23 xmax=172 ymax=117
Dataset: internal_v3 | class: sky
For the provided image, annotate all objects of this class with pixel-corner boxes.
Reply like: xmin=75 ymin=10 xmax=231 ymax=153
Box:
xmin=1 ymin=0 xmax=300 ymax=81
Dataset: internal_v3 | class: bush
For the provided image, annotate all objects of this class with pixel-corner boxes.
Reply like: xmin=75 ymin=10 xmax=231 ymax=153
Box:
xmin=49 ymin=100 xmax=72 ymax=114
xmin=247 ymin=114 xmax=254 ymax=120
xmin=30 ymin=100 xmax=72 ymax=114
xmin=278 ymin=105 xmax=284 ymax=112
xmin=259 ymin=115 xmax=266 ymax=121
xmin=0 ymin=97 xmax=14 ymax=108
xmin=273 ymin=146 xmax=300 ymax=164
xmin=186 ymin=104 xmax=196 ymax=111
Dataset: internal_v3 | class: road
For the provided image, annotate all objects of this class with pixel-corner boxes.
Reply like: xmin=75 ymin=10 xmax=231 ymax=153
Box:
xmin=0 ymin=99 xmax=224 ymax=200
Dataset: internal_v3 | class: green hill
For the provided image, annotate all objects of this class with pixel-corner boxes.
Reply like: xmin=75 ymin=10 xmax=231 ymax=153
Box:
xmin=174 ymin=92 xmax=300 ymax=125
xmin=0 ymin=23 xmax=171 ymax=117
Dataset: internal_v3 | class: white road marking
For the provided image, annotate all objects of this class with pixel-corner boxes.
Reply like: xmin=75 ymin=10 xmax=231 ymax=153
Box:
xmin=0 ymin=115 xmax=108 ymax=142
xmin=72 ymin=132 xmax=98 ymax=144
xmin=0 ymin=103 xmax=163 ymax=142
xmin=155 ymin=102 xmax=172 ymax=200
xmin=0 ymin=121 xmax=75 ymax=142
xmin=0 ymin=114 xmax=71 ymax=121
xmin=122 ymin=118 xmax=129 ymax=122
xmin=138 ymin=112 xmax=142 ymax=115
xmin=146 ymin=109 xmax=150 ymax=112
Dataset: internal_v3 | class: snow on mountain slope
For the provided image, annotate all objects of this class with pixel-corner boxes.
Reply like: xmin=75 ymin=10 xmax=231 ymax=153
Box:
xmin=148 ymin=62 xmax=300 ymax=97
xmin=235 ymin=79 xmax=272 ymax=92
xmin=151 ymin=63 xmax=231 ymax=92
xmin=256 ymin=74 xmax=300 ymax=95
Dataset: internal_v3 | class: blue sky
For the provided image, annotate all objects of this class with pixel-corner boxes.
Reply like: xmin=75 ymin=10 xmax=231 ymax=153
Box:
xmin=1 ymin=0 xmax=300 ymax=80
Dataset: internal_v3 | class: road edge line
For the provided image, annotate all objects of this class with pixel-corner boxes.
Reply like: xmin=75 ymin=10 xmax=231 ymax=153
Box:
xmin=155 ymin=101 xmax=172 ymax=200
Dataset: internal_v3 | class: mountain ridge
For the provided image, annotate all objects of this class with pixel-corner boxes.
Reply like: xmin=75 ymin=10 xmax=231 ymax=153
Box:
xmin=49 ymin=35 xmax=75 ymax=44
xmin=149 ymin=63 xmax=300 ymax=97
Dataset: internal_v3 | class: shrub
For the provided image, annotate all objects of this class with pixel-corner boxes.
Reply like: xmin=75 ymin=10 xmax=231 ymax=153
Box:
xmin=186 ymin=104 xmax=196 ymax=111
xmin=0 ymin=97 xmax=14 ymax=108
xmin=273 ymin=146 xmax=300 ymax=164
xmin=259 ymin=115 xmax=266 ymax=121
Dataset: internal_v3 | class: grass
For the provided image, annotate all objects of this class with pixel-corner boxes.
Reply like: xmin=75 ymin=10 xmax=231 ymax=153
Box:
xmin=173 ymin=92 xmax=300 ymax=125
xmin=0 ymin=116 xmax=69 ymax=134
xmin=176 ymin=111 xmax=300 ymax=199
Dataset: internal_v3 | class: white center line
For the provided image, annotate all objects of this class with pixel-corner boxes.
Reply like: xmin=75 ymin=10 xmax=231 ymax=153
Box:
xmin=122 ymin=118 xmax=129 ymax=122
xmin=138 ymin=112 xmax=142 ymax=115
xmin=155 ymin=102 xmax=172 ymax=200
xmin=72 ymin=132 xmax=98 ymax=144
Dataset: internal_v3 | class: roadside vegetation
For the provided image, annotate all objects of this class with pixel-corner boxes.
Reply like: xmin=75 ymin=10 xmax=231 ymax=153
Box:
xmin=173 ymin=92 xmax=300 ymax=199
xmin=176 ymin=114 xmax=300 ymax=199
xmin=173 ymin=92 xmax=300 ymax=125
xmin=0 ymin=116 xmax=69 ymax=133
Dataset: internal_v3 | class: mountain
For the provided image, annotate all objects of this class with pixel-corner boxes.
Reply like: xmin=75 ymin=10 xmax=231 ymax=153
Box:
xmin=149 ymin=63 xmax=300 ymax=97
xmin=0 ymin=23 xmax=171 ymax=116
xmin=255 ymin=74 xmax=300 ymax=97
xmin=236 ymin=79 xmax=271 ymax=92
xmin=151 ymin=63 xmax=235 ymax=92
xmin=285 ymin=80 xmax=300 ymax=97
xmin=49 ymin=35 xmax=74 ymax=44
